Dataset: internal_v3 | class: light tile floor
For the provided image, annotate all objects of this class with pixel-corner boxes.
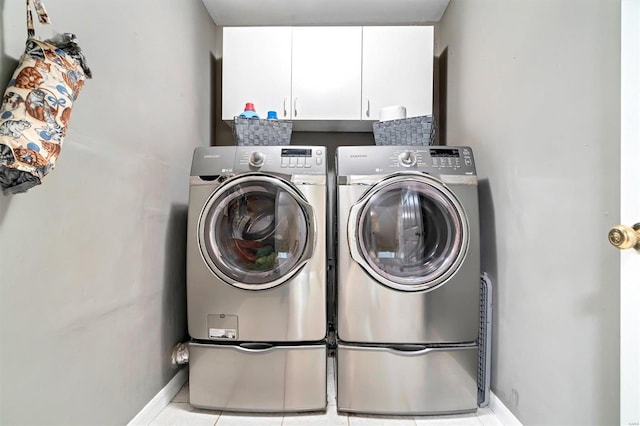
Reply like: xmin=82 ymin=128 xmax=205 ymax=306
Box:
xmin=150 ymin=359 xmax=504 ymax=426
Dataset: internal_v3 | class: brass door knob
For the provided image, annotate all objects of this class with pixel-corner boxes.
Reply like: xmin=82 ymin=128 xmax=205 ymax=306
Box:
xmin=608 ymin=223 xmax=640 ymax=251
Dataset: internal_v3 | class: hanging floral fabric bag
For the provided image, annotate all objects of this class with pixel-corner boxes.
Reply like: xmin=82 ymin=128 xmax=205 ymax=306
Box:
xmin=0 ymin=0 xmax=92 ymax=194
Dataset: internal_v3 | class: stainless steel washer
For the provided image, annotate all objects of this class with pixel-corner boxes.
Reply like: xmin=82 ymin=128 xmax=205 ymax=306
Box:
xmin=187 ymin=146 xmax=327 ymax=412
xmin=335 ymin=145 xmax=480 ymax=415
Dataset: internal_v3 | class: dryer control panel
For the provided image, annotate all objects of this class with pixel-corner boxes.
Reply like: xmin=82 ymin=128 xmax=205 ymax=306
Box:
xmin=336 ymin=146 xmax=476 ymax=176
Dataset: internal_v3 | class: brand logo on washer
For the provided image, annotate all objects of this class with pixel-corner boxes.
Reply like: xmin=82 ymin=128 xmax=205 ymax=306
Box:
xmin=203 ymin=154 xmax=220 ymax=159
xmin=350 ymin=154 xmax=368 ymax=158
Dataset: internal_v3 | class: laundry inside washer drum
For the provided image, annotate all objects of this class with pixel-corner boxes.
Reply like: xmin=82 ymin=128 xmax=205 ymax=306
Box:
xmin=218 ymin=186 xmax=307 ymax=276
xmin=229 ymin=194 xmax=278 ymax=269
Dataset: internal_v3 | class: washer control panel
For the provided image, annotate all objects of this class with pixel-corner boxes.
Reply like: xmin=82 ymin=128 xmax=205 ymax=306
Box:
xmin=191 ymin=146 xmax=327 ymax=177
xmin=236 ymin=146 xmax=326 ymax=175
xmin=336 ymin=146 xmax=476 ymax=176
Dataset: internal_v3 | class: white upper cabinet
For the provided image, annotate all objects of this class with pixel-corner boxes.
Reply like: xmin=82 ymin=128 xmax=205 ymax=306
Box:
xmin=222 ymin=26 xmax=434 ymax=128
xmin=222 ymin=27 xmax=292 ymax=120
xmin=362 ymin=26 xmax=434 ymax=120
xmin=291 ymin=27 xmax=362 ymax=120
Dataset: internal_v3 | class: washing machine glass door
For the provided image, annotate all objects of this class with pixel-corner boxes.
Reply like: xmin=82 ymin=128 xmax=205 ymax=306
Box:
xmin=199 ymin=174 xmax=315 ymax=290
xmin=349 ymin=173 xmax=468 ymax=292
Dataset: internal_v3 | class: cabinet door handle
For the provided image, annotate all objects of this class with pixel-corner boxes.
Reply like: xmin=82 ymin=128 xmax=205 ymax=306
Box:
xmin=283 ymin=97 xmax=288 ymax=118
xmin=294 ymin=98 xmax=298 ymax=117
xmin=366 ymin=99 xmax=370 ymax=117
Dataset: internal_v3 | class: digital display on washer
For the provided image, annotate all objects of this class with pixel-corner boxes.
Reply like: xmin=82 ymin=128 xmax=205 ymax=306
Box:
xmin=429 ymin=148 xmax=460 ymax=157
xmin=281 ymin=149 xmax=312 ymax=157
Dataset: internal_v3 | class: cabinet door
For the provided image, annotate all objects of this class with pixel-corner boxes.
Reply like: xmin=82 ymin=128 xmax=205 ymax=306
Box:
xmin=222 ymin=27 xmax=292 ymax=120
xmin=362 ymin=26 xmax=434 ymax=121
xmin=291 ymin=27 xmax=362 ymax=120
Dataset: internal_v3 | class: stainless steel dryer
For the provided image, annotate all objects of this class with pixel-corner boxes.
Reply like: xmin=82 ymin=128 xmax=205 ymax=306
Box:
xmin=187 ymin=146 xmax=327 ymax=412
xmin=335 ymin=145 xmax=480 ymax=415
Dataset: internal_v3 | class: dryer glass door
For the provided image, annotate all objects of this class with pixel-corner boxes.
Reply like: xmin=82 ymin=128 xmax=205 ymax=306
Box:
xmin=199 ymin=175 xmax=314 ymax=290
xmin=353 ymin=175 xmax=468 ymax=291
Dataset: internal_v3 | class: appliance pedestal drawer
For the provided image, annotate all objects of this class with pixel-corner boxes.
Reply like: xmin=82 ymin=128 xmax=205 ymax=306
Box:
xmin=189 ymin=342 xmax=327 ymax=412
xmin=337 ymin=343 xmax=478 ymax=415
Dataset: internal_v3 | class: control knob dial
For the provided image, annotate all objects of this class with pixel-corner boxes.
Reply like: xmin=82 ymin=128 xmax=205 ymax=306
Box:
xmin=249 ymin=151 xmax=266 ymax=168
xmin=398 ymin=151 xmax=417 ymax=167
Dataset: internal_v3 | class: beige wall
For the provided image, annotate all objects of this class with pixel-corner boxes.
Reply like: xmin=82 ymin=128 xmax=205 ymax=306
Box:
xmin=436 ymin=0 xmax=621 ymax=424
xmin=0 ymin=0 xmax=217 ymax=424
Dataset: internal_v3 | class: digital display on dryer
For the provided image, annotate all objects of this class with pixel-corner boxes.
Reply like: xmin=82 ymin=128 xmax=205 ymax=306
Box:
xmin=430 ymin=148 xmax=460 ymax=157
xmin=281 ymin=149 xmax=312 ymax=157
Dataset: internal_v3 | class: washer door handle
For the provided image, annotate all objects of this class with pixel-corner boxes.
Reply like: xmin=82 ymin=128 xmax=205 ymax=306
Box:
xmin=295 ymin=195 xmax=317 ymax=265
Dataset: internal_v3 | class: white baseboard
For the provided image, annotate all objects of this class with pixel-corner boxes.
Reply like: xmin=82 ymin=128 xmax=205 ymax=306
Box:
xmin=489 ymin=391 xmax=523 ymax=426
xmin=128 ymin=368 xmax=188 ymax=426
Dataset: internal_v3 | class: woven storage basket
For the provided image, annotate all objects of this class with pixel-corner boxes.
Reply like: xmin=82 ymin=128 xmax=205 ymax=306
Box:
xmin=372 ymin=115 xmax=436 ymax=146
xmin=233 ymin=116 xmax=292 ymax=146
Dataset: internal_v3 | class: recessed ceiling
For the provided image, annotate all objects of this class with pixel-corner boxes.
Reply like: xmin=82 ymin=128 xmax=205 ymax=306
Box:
xmin=201 ymin=0 xmax=450 ymax=26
